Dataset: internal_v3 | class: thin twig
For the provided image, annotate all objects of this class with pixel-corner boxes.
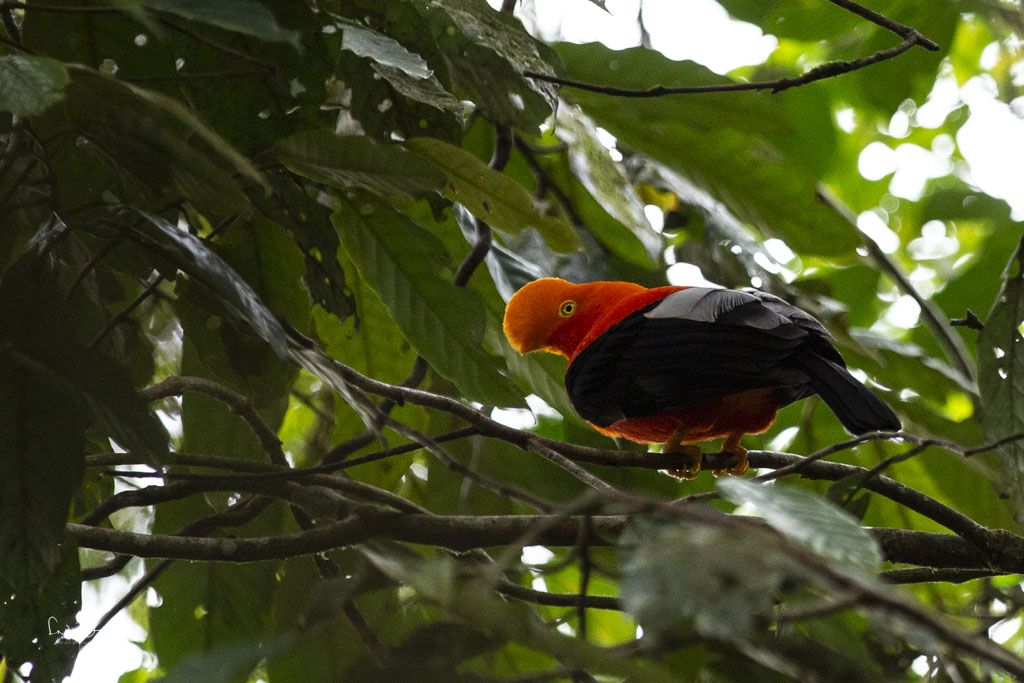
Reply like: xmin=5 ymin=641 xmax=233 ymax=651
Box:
xmin=497 ymin=579 xmax=620 ymax=611
xmin=142 ymin=375 xmax=287 ymax=466
xmin=524 ymin=19 xmax=935 ymax=98
xmin=0 ymin=1 xmax=120 ymax=13
xmin=89 ymin=275 xmax=164 ymax=348
xmin=817 ymin=188 xmax=976 ymax=385
xmin=776 ymin=591 xmax=863 ymax=623
xmin=882 ymin=568 xmax=1003 ymax=585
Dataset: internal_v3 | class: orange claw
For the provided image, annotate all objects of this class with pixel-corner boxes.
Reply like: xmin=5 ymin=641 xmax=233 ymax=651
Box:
xmin=712 ymin=434 xmax=749 ymax=477
xmin=664 ymin=426 xmax=704 ymax=479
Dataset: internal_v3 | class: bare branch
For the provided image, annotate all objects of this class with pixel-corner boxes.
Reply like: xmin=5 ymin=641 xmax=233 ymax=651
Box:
xmin=523 ymin=0 xmax=938 ymax=99
xmin=142 ymin=375 xmax=288 ymax=466
xmin=816 ymin=188 xmax=976 ymax=385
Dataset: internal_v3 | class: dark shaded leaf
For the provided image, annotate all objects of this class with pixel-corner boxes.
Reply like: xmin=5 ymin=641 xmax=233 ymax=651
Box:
xmin=978 ymin=239 xmax=1024 ymax=522
xmin=0 ymin=54 xmax=69 ymax=116
xmin=0 ymin=543 xmax=81 ymax=681
xmin=142 ymin=0 xmax=300 ymax=46
xmin=408 ymin=137 xmax=580 ymax=252
xmin=333 ymin=192 xmax=518 ymax=404
xmin=0 ymin=248 xmax=168 ymax=460
xmin=135 ymin=211 xmax=290 ymax=357
xmin=39 ymin=69 xmax=255 ymax=214
xmin=0 ymin=358 xmax=85 ymax=590
xmin=276 ymin=129 xmax=445 ymax=198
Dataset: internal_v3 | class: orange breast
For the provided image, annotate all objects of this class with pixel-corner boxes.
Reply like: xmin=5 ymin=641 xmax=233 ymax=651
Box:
xmin=591 ymin=388 xmax=781 ymax=444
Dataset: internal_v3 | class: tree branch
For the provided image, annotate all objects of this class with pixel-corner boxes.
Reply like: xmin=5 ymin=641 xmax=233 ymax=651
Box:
xmin=66 ymin=509 xmax=1023 ymax=573
xmin=142 ymin=375 xmax=287 ymax=466
xmin=816 ymin=188 xmax=976 ymax=385
xmin=523 ymin=0 xmax=938 ymax=99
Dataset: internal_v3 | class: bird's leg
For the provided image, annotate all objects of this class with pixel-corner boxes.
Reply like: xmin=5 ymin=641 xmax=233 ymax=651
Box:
xmin=663 ymin=426 xmax=704 ymax=480
xmin=713 ymin=433 xmax=749 ymax=477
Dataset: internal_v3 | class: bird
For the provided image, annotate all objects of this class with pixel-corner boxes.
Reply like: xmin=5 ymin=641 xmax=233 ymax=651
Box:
xmin=502 ymin=277 xmax=901 ymax=478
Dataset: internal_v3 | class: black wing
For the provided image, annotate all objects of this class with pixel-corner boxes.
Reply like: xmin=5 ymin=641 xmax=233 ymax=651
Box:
xmin=564 ymin=287 xmax=899 ymax=434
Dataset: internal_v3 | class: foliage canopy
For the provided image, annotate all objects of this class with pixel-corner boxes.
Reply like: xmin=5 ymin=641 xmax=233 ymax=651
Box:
xmin=1 ymin=0 xmax=1024 ymax=681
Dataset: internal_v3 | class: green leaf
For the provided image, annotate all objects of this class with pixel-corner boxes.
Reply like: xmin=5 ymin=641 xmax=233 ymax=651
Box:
xmin=313 ymin=261 xmax=418 ymax=386
xmin=716 ymin=0 xmax=860 ymax=39
xmin=333 ymin=192 xmax=517 ymax=405
xmin=0 ymin=543 xmax=81 ymax=681
xmin=135 ymin=211 xmax=291 ymax=357
xmin=978 ymin=240 xmax=1024 ymax=523
xmin=338 ymin=19 xmax=432 ymax=80
xmin=40 ymin=69 xmax=255 ymax=214
xmin=415 ymin=0 xmax=557 ymax=130
xmin=619 ymin=517 xmax=796 ymax=645
xmin=555 ymin=105 xmax=661 ymax=265
xmin=141 ymin=0 xmax=300 ymax=46
xmin=556 ymin=42 xmax=860 ymax=257
xmin=0 ymin=54 xmax=69 ymax=116
xmin=0 ymin=359 xmax=85 ymax=591
xmin=718 ymin=478 xmax=883 ymax=572
xmin=407 ymin=137 xmax=580 ymax=252
xmin=358 ymin=544 xmax=678 ymax=682
xmin=253 ymin=173 xmax=356 ymax=322
xmin=276 ymin=129 xmax=445 ymax=198
xmin=158 ymin=634 xmax=296 ymax=683
xmin=0 ymin=249 xmax=168 ymax=460
xmin=150 ymin=499 xmax=288 ymax=673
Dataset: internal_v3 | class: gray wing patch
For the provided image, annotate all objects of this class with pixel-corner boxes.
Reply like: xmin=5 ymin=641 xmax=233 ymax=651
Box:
xmin=644 ymin=287 xmax=806 ymax=338
xmin=744 ymin=289 xmax=832 ymax=338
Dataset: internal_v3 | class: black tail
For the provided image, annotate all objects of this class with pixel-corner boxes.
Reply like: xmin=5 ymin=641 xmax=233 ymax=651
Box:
xmin=794 ymin=352 xmax=901 ymax=434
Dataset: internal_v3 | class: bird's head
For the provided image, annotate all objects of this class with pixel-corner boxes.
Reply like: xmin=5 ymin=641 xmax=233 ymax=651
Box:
xmin=503 ymin=278 xmax=645 ymax=358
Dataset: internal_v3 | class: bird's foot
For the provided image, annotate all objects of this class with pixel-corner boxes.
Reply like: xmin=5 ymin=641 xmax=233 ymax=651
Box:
xmin=711 ymin=444 xmax=748 ymax=477
xmin=665 ymin=445 xmax=704 ymax=480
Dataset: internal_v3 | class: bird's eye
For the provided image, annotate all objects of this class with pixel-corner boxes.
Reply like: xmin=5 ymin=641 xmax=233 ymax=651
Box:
xmin=559 ymin=300 xmax=577 ymax=317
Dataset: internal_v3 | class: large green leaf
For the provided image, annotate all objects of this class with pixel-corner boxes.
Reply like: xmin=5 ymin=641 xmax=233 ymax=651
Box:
xmin=337 ymin=19 xmax=432 ymax=80
xmin=0 ymin=249 xmax=168 ymax=460
xmin=719 ymin=478 xmax=883 ymax=573
xmin=150 ymin=499 xmax=289 ymax=672
xmin=408 ymin=137 xmax=580 ymax=252
xmin=159 ymin=634 xmax=296 ymax=683
xmin=619 ymin=517 xmax=797 ymax=645
xmin=141 ymin=0 xmax=300 ymax=46
xmin=0 ymin=543 xmax=81 ymax=681
xmin=410 ymin=0 xmax=557 ymax=130
xmin=716 ymin=0 xmax=860 ymax=39
xmin=555 ymin=105 xmax=662 ymax=265
xmin=556 ymin=43 xmax=860 ymax=257
xmin=135 ymin=211 xmax=291 ymax=357
xmin=0 ymin=54 xmax=69 ymax=116
xmin=0 ymin=361 xmax=85 ymax=592
xmin=39 ymin=69 xmax=254 ymax=214
xmin=333 ymin=192 xmax=518 ymax=405
xmin=978 ymin=240 xmax=1024 ymax=523
xmin=276 ymin=129 xmax=445 ymax=198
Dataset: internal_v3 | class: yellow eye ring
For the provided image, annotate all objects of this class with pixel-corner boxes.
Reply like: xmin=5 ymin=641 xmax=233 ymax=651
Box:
xmin=558 ymin=300 xmax=577 ymax=317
